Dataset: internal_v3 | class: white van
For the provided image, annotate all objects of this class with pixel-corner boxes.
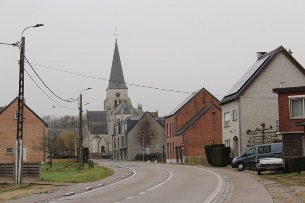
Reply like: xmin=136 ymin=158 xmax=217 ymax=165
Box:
xmin=231 ymin=143 xmax=283 ymax=171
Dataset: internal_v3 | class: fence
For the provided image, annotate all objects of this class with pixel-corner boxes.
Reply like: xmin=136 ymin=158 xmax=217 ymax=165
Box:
xmin=0 ymin=162 xmax=41 ymax=182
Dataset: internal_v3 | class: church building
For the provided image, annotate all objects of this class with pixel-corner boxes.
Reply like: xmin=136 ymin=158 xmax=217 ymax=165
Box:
xmin=85 ymin=40 xmax=142 ymax=157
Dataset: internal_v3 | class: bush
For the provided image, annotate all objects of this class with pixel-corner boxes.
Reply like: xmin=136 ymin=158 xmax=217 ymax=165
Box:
xmin=285 ymin=156 xmax=305 ymax=173
xmin=211 ymin=147 xmax=231 ymax=167
xmin=204 ymin=144 xmax=225 ymax=165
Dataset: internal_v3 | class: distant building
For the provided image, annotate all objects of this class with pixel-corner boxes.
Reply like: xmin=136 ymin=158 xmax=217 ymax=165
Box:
xmin=113 ymin=112 xmax=165 ymax=161
xmin=273 ymin=86 xmax=305 ymax=156
xmin=165 ymin=88 xmax=222 ymax=163
xmin=85 ymin=40 xmax=142 ymax=156
xmin=220 ymin=46 xmax=305 ymax=157
xmin=0 ymin=98 xmax=47 ymax=163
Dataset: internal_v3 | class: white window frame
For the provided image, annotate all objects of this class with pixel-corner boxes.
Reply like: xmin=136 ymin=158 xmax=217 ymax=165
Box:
xmin=6 ymin=148 xmax=13 ymax=155
xmin=225 ymin=139 xmax=230 ymax=147
xmin=224 ymin=112 xmax=230 ymax=127
xmin=121 ymin=124 xmax=124 ymax=133
xmin=289 ymin=95 xmax=305 ymax=119
xmin=232 ymin=109 xmax=238 ymax=121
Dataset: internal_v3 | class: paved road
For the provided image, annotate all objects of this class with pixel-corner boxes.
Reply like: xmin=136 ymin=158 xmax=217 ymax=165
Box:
xmin=52 ymin=161 xmax=221 ymax=203
xmin=8 ymin=160 xmax=276 ymax=203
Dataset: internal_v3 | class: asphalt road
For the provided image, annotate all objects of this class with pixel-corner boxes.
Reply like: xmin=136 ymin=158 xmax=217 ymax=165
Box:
xmin=53 ymin=161 xmax=221 ymax=203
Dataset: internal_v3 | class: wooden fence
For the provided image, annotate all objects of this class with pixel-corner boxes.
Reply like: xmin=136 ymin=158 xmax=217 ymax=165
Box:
xmin=0 ymin=162 xmax=41 ymax=182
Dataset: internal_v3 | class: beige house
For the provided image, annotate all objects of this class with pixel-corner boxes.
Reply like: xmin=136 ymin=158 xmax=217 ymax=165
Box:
xmin=219 ymin=46 xmax=305 ymax=157
xmin=113 ymin=112 xmax=165 ymax=161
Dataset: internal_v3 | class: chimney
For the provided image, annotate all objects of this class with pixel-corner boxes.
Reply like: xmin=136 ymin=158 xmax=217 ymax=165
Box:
xmin=280 ymin=82 xmax=285 ymax=88
xmin=256 ymin=52 xmax=267 ymax=60
xmin=288 ymin=49 xmax=293 ymax=55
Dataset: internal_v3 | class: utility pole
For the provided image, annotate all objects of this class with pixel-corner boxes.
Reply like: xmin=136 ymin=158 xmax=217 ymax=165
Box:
xmin=77 ymin=88 xmax=91 ymax=169
xmin=15 ymin=37 xmax=25 ymax=184
xmin=79 ymin=93 xmax=83 ymax=168
xmin=14 ymin=24 xmax=43 ymax=185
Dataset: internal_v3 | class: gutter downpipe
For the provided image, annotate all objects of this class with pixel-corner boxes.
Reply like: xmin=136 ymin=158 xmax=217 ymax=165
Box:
xmin=237 ymin=99 xmax=242 ymax=155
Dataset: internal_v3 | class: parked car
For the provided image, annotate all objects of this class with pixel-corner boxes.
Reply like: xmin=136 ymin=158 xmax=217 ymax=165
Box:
xmin=102 ymin=152 xmax=113 ymax=159
xmin=231 ymin=143 xmax=283 ymax=171
xmin=256 ymin=157 xmax=285 ymax=175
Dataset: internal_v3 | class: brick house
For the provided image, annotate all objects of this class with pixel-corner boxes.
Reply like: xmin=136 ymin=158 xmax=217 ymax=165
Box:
xmin=220 ymin=46 xmax=305 ymax=158
xmin=273 ymin=86 xmax=305 ymax=156
xmin=165 ymin=88 xmax=222 ymax=163
xmin=0 ymin=98 xmax=47 ymax=163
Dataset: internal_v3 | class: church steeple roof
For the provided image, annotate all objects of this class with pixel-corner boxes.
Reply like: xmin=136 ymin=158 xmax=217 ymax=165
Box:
xmin=107 ymin=40 xmax=128 ymax=89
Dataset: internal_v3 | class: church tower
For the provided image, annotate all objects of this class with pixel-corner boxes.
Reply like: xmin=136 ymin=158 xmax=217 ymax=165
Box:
xmin=104 ymin=40 xmax=136 ymax=136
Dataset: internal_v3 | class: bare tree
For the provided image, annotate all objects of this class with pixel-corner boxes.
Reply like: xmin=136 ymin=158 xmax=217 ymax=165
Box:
xmin=135 ymin=116 xmax=157 ymax=148
xmin=32 ymin=128 xmax=61 ymax=168
xmin=247 ymin=123 xmax=278 ymax=147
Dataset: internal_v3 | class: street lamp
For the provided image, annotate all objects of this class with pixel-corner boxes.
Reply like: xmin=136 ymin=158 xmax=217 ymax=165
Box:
xmin=15 ymin=24 xmax=43 ymax=185
xmin=78 ymin=88 xmax=91 ymax=169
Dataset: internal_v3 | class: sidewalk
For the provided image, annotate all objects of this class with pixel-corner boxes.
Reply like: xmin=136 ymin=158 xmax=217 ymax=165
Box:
xmin=205 ymin=166 xmax=303 ymax=203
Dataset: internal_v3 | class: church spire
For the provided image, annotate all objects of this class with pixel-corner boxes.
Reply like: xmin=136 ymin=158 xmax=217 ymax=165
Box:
xmin=107 ymin=40 xmax=128 ymax=89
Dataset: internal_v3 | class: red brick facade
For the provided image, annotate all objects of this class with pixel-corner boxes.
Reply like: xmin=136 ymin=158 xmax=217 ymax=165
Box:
xmin=273 ymin=87 xmax=305 ymax=156
xmin=277 ymin=91 xmax=304 ymax=132
xmin=165 ymin=88 xmax=222 ymax=163
xmin=0 ymin=99 xmax=46 ymax=163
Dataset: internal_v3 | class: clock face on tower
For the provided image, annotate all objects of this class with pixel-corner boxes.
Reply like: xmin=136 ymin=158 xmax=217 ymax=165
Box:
xmin=115 ymin=92 xmax=120 ymax=97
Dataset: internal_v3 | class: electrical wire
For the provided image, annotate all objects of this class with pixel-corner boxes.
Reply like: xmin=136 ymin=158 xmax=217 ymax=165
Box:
xmin=24 ymin=69 xmax=77 ymax=109
xmin=28 ymin=62 xmax=195 ymax=94
xmin=24 ymin=56 xmax=74 ymax=102
xmin=15 ymin=42 xmax=75 ymax=103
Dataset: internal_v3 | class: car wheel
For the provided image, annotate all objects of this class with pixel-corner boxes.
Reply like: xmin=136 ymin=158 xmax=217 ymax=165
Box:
xmin=237 ymin=162 xmax=245 ymax=171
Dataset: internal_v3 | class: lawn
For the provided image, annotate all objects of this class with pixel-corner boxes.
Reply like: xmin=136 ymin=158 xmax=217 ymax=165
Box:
xmin=260 ymin=171 xmax=305 ymax=187
xmin=41 ymin=163 xmax=114 ymax=183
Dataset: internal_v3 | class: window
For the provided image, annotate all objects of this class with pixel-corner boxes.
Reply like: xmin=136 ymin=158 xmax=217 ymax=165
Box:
xmin=6 ymin=148 xmax=13 ymax=155
xmin=232 ymin=109 xmax=238 ymax=121
xmin=122 ymin=124 xmax=124 ymax=133
xmin=121 ymin=136 xmax=124 ymax=147
xmin=290 ymin=96 xmax=305 ymax=119
xmin=166 ymin=124 xmax=169 ymax=138
xmin=225 ymin=139 xmax=230 ymax=147
xmin=224 ymin=112 xmax=230 ymax=127
xmin=245 ymin=147 xmax=256 ymax=156
xmin=14 ymin=112 xmax=18 ymax=120
xmin=258 ymin=145 xmax=271 ymax=154
xmin=114 ymin=138 xmax=116 ymax=148
xmin=275 ymin=120 xmax=279 ymax=132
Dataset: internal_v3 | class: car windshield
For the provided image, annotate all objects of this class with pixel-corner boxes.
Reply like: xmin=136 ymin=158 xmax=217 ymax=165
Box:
xmin=245 ymin=147 xmax=256 ymax=156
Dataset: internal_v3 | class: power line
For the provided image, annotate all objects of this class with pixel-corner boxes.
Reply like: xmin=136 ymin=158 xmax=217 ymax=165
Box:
xmin=28 ymin=62 xmax=195 ymax=94
xmin=15 ymin=42 xmax=75 ymax=103
xmin=24 ymin=69 xmax=77 ymax=109
xmin=24 ymin=56 xmax=75 ymax=103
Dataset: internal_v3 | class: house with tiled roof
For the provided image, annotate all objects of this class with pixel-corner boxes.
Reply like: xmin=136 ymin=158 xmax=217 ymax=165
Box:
xmin=165 ymin=88 xmax=222 ymax=163
xmin=0 ymin=98 xmax=47 ymax=163
xmin=219 ymin=46 xmax=305 ymax=157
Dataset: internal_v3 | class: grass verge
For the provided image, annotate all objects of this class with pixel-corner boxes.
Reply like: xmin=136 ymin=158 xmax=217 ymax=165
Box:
xmin=41 ymin=163 xmax=114 ymax=183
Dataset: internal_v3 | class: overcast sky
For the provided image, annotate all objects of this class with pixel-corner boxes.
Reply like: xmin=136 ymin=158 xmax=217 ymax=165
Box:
xmin=1 ymin=0 xmax=305 ymax=118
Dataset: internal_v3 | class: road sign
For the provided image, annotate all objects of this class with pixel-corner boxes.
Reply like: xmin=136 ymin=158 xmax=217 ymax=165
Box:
xmin=180 ymin=142 xmax=185 ymax=150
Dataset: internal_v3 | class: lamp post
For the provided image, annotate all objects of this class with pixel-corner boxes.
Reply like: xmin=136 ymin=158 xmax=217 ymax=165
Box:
xmin=15 ymin=24 xmax=43 ymax=185
xmin=78 ymin=88 xmax=91 ymax=169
